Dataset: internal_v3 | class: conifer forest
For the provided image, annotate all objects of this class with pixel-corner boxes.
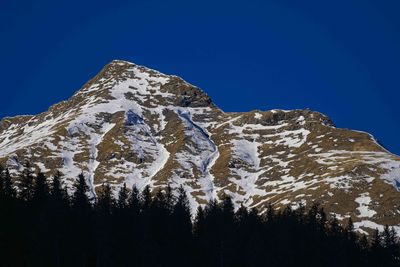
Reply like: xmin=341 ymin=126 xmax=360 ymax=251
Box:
xmin=0 ymin=164 xmax=399 ymax=267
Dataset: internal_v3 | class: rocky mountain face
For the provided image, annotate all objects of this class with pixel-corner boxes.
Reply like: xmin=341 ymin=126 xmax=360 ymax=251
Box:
xmin=0 ymin=60 xmax=399 ymax=234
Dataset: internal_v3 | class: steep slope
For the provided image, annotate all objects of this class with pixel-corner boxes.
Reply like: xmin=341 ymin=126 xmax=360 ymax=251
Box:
xmin=0 ymin=60 xmax=399 ymax=234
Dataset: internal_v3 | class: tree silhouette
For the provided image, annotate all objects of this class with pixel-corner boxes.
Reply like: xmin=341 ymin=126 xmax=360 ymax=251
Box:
xmin=2 ymin=168 xmax=16 ymax=200
xmin=32 ymin=171 xmax=49 ymax=204
xmin=116 ymin=183 xmax=128 ymax=210
xmin=0 ymin=163 xmax=398 ymax=267
xmin=19 ymin=162 xmax=35 ymax=202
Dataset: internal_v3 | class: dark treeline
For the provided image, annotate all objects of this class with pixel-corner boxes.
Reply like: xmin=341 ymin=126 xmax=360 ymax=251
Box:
xmin=0 ymin=164 xmax=399 ymax=267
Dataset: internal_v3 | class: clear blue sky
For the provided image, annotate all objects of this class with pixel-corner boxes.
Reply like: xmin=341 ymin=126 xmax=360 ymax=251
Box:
xmin=1 ymin=0 xmax=399 ymax=154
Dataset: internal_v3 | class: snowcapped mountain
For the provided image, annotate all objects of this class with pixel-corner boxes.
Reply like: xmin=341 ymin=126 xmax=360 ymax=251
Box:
xmin=0 ymin=60 xmax=399 ymax=234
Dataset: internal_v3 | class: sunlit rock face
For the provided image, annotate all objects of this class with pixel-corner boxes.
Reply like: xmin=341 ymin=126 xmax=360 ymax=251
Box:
xmin=1 ymin=60 xmax=399 ymax=234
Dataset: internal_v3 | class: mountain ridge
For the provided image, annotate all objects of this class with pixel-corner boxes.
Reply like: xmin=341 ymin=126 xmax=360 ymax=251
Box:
xmin=0 ymin=60 xmax=399 ymax=234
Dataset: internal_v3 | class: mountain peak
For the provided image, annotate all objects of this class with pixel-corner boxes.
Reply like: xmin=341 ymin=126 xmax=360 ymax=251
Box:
xmin=109 ymin=59 xmax=136 ymax=66
xmin=72 ymin=60 xmax=215 ymax=109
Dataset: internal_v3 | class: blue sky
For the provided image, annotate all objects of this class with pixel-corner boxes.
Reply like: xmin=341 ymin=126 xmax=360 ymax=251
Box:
xmin=1 ymin=0 xmax=399 ymax=154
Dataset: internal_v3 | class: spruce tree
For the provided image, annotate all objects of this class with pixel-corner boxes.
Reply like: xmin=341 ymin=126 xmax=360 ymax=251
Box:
xmin=116 ymin=183 xmax=128 ymax=210
xmin=370 ymin=228 xmax=384 ymax=266
xmin=307 ymin=203 xmax=319 ymax=226
xmin=96 ymin=183 xmax=114 ymax=216
xmin=32 ymin=171 xmax=49 ymax=204
xmin=220 ymin=195 xmax=235 ymax=266
xmin=194 ymin=205 xmax=206 ymax=238
xmin=128 ymin=185 xmax=141 ymax=216
xmin=371 ymin=228 xmax=382 ymax=250
xmin=171 ymin=186 xmax=192 ymax=267
xmin=71 ymin=173 xmax=92 ymax=211
xmin=265 ymin=202 xmax=275 ymax=223
xmin=221 ymin=195 xmax=235 ymax=219
xmin=70 ymin=173 xmax=94 ymax=266
xmin=0 ymin=168 xmax=17 ymax=267
xmin=345 ymin=217 xmax=357 ymax=242
xmin=50 ymin=171 xmax=65 ymax=202
xmin=0 ymin=165 xmax=4 ymax=198
xmin=165 ymin=184 xmax=174 ymax=212
xmin=19 ymin=161 xmax=35 ymax=202
xmin=328 ymin=215 xmax=342 ymax=237
xmin=153 ymin=188 xmax=168 ymax=211
xmin=2 ymin=168 xmax=15 ymax=200
xmin=48 ymin=171 xmax=67 ymax=267
xmin=140 ymin=185 xmax=152 ymax=210
xmin=317 ymin=207 xmax=327 ymax=231
xmin=383 ymin=225 xmax=400 ymax=265
xmin=95 ymin=183 xmax=114 ymax=266
xmin=235 ymin=205 xmax=249 ymax=225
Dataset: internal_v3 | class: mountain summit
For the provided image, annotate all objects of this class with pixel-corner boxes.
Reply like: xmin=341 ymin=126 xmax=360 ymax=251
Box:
xmin=0 ymin=60 xmax=399 ymax=234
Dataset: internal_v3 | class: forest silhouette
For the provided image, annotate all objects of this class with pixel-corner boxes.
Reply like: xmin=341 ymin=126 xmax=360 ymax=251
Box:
xmin=0 ymin=163 xmax=399 ymax=267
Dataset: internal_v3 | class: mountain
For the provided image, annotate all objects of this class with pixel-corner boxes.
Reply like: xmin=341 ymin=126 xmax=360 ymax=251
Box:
xmin=0 ymin=60 xmax=399 ymax=234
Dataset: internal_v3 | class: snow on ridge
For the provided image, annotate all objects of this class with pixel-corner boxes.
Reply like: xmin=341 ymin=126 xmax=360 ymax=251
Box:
xmin=380 ymin=160 xmax=400 ymax=190
xmin=354 ymin=220 xmax=400 ymax=236
xmin=355 ymin=193 xmax=377 ymax=218
xmin=231 ymin=139 xmax=261 ymax=168
xmin=307 ymin=149 xmax=400 ymax=191
xmin=122 ymin=109 xmax=170 ymax=188
xmin=254 ymin=112 xmax=263 ymax=119
xmin=87 ymin=122 xmax=116 ymax=197
xmin=175 ymin=110 xmax=220 ymax=205
xmin=0 ymin=114 xmax=66 ymax=158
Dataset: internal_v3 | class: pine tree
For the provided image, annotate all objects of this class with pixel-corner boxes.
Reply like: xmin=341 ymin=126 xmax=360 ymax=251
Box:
xmin=0 ymin=165 xmax=4 ymax=198
xmin=235 ymin=205 xmax=249 ymax=226
xmin=307 ymin=203 xmax=319 ymax=226
xmin=173 ymin=186 xmax=191 ymax=219
xmin=194 ymin=205 xmax=206 ymax=237
xmin=140 ymin=185 xmax=152 ymax=210
xmin=383 ymin=225 xmax=400 ymax=265
xmin=153 ymin=188 xmax=168 ymax=211
xmin=96 ymin=183 xmax=114 ymax=216
xmin=48 ymin=171 xmax=67 ymax=267
xmin=328 ymin=215 xmax=342 ymax=237
xmin=359 ymin=234 xmax=370 ymax=264
xmin=32 ymin=171 xmax=49 ymax=204
xmin=165 ymin=184 xmax=174 ymax=212
xmin=29 ymin=171 xmax=53 ymax=266
xmin=128 ymin=185 xmax=140 ymax=207
xmin=128 ymin=185 xmax=141 ymax=215
xmin=389 ymin=227 xmax=400 ymax=264
xmin=70 ymin=173 xmax=94 ymax=266
xmin=265 ymin=203 xmax=275 ymax=223
xmin=71 ymin=173 xmax=92 ymax=211
xmin=2 ymin=168 xmax=15 ymax=200
xmin=171 ymin=186 xmax=192 ymax=267
xmin=0 ymin=168 xmax=17 ymax=267
xmin=371 ymin=228 xmax=382 ymax=250
xmin=220 ymin=195 xmax=235 ymax=266
xmin=120 ymin=184 xmax=142 ymax=266
xmin=359 ymin=234 xmax=369 ymax=250
xmin=95 ymin=183 xmax=114 ymax=266
xmin=370 ymin=228 xmax=384 ymax=266
xmin=116 ymin=183 xmax=128 ymax=210
xmin=49 ymin=171 xmax=69 ymax=211
xmin=221 ymin=195 xmax=234 ymax=219
xmin=345 ymin=217 xmax=357 ymax=242
xmin=50 ymin=171 xmax=65 ymax=202
xmin=317 ymin=207 xmax=327 ymax=231
xmin=19 ymin=161 xmax=35 ymax=202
